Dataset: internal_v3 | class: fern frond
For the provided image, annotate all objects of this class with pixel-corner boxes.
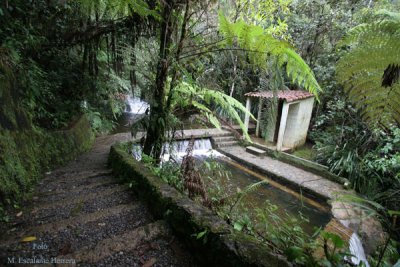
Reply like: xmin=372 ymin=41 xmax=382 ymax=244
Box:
xmin=75 ymin=0 xmax=158 ymax=20
xmin=218 ymin=14 xmax=321 ymax=96
xmin=337 ymin=12 xmax=400 ymax=128
xmin=171 ymin=81 xmax=256 ymax=141
xmin=220 ymin=180 xmax=268 ymax=211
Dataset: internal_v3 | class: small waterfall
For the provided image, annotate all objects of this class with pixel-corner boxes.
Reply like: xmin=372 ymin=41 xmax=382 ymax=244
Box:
xmin=348 ymin=233 xmax=369 ymax=267
xmin=132 ymin=138 xmax=222 ymax=161
xmin=124 ymin=96 xmax=149 ymax=114
xmin=340 ymin=220 xmax=370 ymax=267
xmin=163 ymin=138 xmax=221 ymax=159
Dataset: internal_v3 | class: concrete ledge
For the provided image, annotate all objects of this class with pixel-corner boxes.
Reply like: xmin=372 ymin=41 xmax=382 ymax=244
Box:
xmin=108 ymin=144 xmax=291 ymax=267
xmin=250 ymin=143 xmax=349 ymax=186
xmin=217 ymin=148 xmax=333 ymax=202
xmin=246 ymin=146 xmax=266 ymax=157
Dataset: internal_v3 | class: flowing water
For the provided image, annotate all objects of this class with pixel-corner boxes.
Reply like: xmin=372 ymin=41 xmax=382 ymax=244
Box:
xmin=348 ymin=233 xmax=370 ymax=267
xmin=131 ymin=138 xmax=331 ymax=233
xmin=130 ymin=136 xmax=372 ymax=263
xmin=340 ymin=220 xmax=370 ymax=266
xmin=113 ymin=96 xmax=149 ymax=133
xmin=124 ymin=96 xmax=149 ymax=114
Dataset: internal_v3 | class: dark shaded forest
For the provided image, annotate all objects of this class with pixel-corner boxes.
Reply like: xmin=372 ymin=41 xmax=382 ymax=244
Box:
xmin=0 ymin=0 xmax=399 ymax=266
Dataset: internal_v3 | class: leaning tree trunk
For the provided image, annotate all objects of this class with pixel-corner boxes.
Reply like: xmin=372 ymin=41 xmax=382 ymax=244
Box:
xmin=143 ymin=1 xmax=175 ymax=161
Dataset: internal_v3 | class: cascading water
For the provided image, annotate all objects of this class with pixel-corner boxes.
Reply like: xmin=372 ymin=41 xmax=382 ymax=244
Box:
xmin=340 ymin=220 xmax=370 ymax=267
xmin=124 ymin=95 xmax=149 ymax=114
xmin=163 ymin=138 xmax=223 ymax=161
xmin=113 ymin=95 xmax=150 ymax=133
xmin=348 ymin=233 xmax=370 ymax=267
xmin=164 ymin=139 xmax=213 ymax=155
xmin=132 ymin=138 xmax=222 ymax=161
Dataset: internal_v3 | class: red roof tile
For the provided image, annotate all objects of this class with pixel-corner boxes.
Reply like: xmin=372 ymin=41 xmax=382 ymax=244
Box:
xmin=245 ymin=90 xmax=314 ymax=103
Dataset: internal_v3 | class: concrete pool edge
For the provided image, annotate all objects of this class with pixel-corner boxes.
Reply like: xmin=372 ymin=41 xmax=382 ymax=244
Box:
xmin=217 ymin=145 xmax=386 ymax=255
xmin=250 ymin=142 xmax=350 ymax=186
xmin=108 ymin=143 xmax=292 ymax=267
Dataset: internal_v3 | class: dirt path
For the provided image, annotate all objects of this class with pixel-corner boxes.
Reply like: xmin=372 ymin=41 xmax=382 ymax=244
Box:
xmin=0 ymin=134 xmax=196 ymax=266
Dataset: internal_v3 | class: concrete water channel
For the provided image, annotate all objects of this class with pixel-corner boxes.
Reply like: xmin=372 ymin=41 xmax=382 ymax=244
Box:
xmin=131 ymin=136 xmax=331 ymax=234
xmin=125 ymin=127 xmax=381 ymax=266
xmin=115 ymin=98 xmax=380 ymax=265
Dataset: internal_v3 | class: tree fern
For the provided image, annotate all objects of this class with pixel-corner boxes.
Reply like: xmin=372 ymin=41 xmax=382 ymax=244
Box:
xmin=75 ymin=0 xmax=158 ymax=20
xmin=337 ymin=11 xmax=400 ymax=128
xmin=218 ymin=13 xmax=321 ymax=96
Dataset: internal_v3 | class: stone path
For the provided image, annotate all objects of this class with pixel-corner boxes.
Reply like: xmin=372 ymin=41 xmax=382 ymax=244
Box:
xmin=0 ymin=133 xmax=196 ymax=266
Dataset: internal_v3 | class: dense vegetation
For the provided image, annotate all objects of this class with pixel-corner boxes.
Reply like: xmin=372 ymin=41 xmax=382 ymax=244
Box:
xmin=1 ymin=0 xmax=399 ymax=265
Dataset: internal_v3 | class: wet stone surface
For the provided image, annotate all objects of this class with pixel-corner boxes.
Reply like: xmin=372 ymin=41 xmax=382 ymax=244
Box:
xmin=32 ymin=189 xmax=133 ymax=224
xmin=34 ymin=180 xmax=120 ymax=204
xmin=0 ymin=134 xmax=196 ymax=267
xmin=85 ymin=239 xmax=195 ymax=267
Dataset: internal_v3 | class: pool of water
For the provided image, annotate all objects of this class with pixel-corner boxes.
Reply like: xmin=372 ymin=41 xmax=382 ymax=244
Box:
xmin=130 ymin=138 xmax=331 ymax=234
xmin=196 ymin=155 xmax=331 ymax=234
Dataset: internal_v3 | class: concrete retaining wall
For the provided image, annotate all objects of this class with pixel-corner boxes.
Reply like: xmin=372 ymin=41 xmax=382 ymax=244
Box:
xmin=108 ymin=144 xmax=291 ymax=267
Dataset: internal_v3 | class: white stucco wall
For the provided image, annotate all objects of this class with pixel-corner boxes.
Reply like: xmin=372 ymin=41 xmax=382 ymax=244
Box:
xmin=281 ymin=97 xmax=314 ymax=149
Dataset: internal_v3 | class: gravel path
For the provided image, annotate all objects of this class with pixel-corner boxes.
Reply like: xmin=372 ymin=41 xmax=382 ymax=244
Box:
xmin=0 ymin=134 xmax=196 ymax=266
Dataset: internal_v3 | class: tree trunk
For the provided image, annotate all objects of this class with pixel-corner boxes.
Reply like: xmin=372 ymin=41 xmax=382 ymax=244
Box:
xmin=143 ymin=1 xmax=175 ymax=161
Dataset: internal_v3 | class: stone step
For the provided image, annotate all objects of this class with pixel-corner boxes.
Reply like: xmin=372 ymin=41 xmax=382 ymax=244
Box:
xmin=37 ymin=177 xmax=117 ymax=198
xmin=39 ymin=205 xmax=152 ymax=255
xmin=0 ymin=134 xmax=195 ymax=267
xmin=213 ymin=136 xmax=236 ymax=142
xmin=66 ymin=221 xmax=171 ymax=264
xmin=81 ymin=237 xmax=193 ymax=267
xmin=211 ymin=131 xmax=234 ymax=138
xmin=32 ymin=187 xmax=132 ymax=224
xmin=246 ymin=146 xmax=267 ymax=156
xmin=215 ymin=141 xmax=239 ymax=148
xmin=0 ymin=204 xmax=152 ymax=255
xmin=34 ymin=204 xmax=146 ymax=234
xmin=41 ymin=170 xmax=113 ymax=185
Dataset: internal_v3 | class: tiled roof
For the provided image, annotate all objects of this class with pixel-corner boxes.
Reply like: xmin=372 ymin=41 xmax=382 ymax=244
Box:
xmin=245 ymin=90 xmax=314 ymax=103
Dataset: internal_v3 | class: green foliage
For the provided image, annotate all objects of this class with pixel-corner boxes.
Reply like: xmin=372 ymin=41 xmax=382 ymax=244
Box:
xmin=218 ymin=13 xmax=322 ymax=96
xmin=285 ymin=230 xmax=354 ymax=267
xmin=336 ymin=10 xmax=400 ymax=129
xmin=194 ymin=228 xmax=209 ymax=244
xmin=312 ymin=101 xmax=400 ymax=212
xmin=0 ymin=116 xmax=94 ymax=221
xmin=171 ymin=80 xmax=256 ymax=141
xmin=311 ymin=92 xmax=400 ymax=252
xmin=222 ymin=0 xmax=292 ymax=39
xmin=131 ymin=146 xmax=184 ymax=192
xmin=75 ymin=0 xmax=159 ymax=19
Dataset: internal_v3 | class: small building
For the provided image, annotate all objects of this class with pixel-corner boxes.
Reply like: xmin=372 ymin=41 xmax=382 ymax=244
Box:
xmin=243 ymin=90 xmax=315 ymax=151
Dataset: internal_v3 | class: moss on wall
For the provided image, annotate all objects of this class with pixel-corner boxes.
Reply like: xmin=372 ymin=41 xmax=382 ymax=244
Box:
xmin=0 ymin=57 xmax=95 ymax=218
xmin=108 ymin=144 xmax=291 ymax=267
xmin=0 ymin=115 xmax=94 ymax=208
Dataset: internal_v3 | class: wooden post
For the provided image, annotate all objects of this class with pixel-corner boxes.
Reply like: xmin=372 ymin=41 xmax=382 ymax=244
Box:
xmin=244 ymin=97 xmax=251 ymax=138
xmin=255 ymin=98 xmax=263 ymax=137
xmin=276 ymin=101 xmax=289 ymax=151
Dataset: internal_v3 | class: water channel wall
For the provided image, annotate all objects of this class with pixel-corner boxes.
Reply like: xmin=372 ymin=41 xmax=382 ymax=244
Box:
xmin=249 ymin=143 xmax=350 ymax=186
xmin=108 ymin=143 xmax=292 ymax=267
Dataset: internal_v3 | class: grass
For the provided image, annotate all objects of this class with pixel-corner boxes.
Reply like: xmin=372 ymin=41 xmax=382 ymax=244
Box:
xmin=291 ymin=143 xmax=316 ymax=161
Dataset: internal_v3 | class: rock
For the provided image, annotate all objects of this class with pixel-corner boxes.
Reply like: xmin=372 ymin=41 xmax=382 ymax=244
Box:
xmin=331 ymin=200 xmax=386 ymax=254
